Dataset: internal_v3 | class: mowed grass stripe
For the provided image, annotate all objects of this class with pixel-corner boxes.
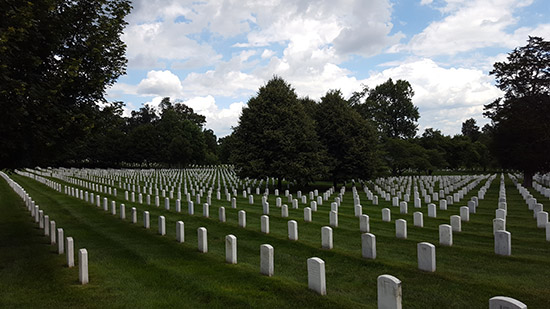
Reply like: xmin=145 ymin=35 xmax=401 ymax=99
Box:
xmin=7 ymin=172 xmax=550 ymax=308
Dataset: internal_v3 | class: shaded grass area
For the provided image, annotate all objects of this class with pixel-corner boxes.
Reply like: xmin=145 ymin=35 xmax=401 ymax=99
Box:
xmin=2 ymin=172 xmax=550 ymax=308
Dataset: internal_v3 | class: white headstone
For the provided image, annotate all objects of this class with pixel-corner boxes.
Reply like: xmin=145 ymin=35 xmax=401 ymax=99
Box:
xmin=79 ymin=248 xmax=88 ymax=285
xmin=495 ymin=230 xmax=511 ymax=256
xmin=361 ymin=233 xmax=376 ymax=259
xmin=225 ymin=234 xmax=237 ymax=264
xmin=57 ymin=228 xmax=64 ymax=254
xmin=428 ymin=203 xmax=436 ymax=218
xmin=355 ymin=204 xmax=363 ymax=217
xmin=451 ymin=215 xmax=461 ymax=232
xmin=188 ymin=201 xmax=194 ymax=215
xmin=399 ymin=201 xmax=408 ymax=214
xmin=158 ymin=216 xmax=166 ymax=235
xmin=439 ymin=199 xmax=447 ymax=210
xmin=144 ymin=211 xmax=150 ymax=229
xmin=176 ymin=221 xmax=184 ymax=243
xmin=281 ymin=204 xmax=289 ymax=217
xmin=44 ymin=215 xmax=50 ymax=236
xmin=417 ymin=242 xmax=436 ymax=272
xmin=537 ymin=211 xmax=548 ymax=228
xmin=382 ymin=208 xmax=391 ymax=222
xmin=50 ymin=221 xmax=56 ymax=245
xmin=329 ymin=210 xmax=338 ymax=228
xmin=288 ymin=220 xmax=298 ymax=241
xmin=413 ymin=212 xmax=423 ymax=227
xmin=261 ymin=215 xmax=269 ymax=233
xmin=307 ymin=257 xmax=326 ymax=295
xmin=493 ymin=218 xmax=506 ymax=234
xmin=460 ymin=206 xmax=469 ymax=222
xmin=304 ymin=207 xmax=312 ymax=222
xmin=260 ymin=244 xmax=274 ymax=276
xmin=66 ymin=237 xmax=74 ymax=267
xmin=198 ymin=227 xmax=208 ymax=253
xmin=377 ymin=274 xmax=402 ymax=309
xmin=495 ymin=209 xmax=506 ymax=220
xmin=321 ymin=226 xmax=333 ymax=249
xmin=489 ymin=296 xmax=527 ymax=309
xmin=360 ymin=214 xmax=370 ymax=233
xmin=203 ymin=203 xmax=210 ymax=218
xmin=396 ymin=219 xmax=407 ymax=239
xmin=238 ymin=210 xmax=246 ymax=228
xmin=120 ymin=204 xmax=126 ymax=219
xmin=439 ymin=224 xmax=452 ymax=246
xmin=218 ymin=207 xmax=226 ymax=222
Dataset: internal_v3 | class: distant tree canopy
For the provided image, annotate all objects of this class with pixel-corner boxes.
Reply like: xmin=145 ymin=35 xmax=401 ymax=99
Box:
xmin=484 ymin=36 xmax=550 ymax=187
xmin=2 ymin=1 xmax=534 ymax=180
xmin=461 ymin=118 xmax=481 ymax=142
xmin=315 ymin=90 xmax=380 ymax=186
xmin=0 ymin=0 xmax=132 ymax=168
xmin=352 ymin=78 xmax=420 ymax=139
xmin=230 ymin=76 xmax=325 ymax=188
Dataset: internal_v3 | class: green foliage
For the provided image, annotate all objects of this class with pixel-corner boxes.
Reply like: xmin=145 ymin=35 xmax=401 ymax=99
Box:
xmin=0 ymin=0 xmax=132 ymax=168
xmin=231 ymin=77 xmax=325 ymax=186
xmin=461 ymin=118 xmax=480 ymax=142
xmin=315 ymin=90 xmax=380 ymax=184
xmin=383 ymin=138 xmax=431 ymax=175
xmin=485 ymin=36 xmax=550 ymax=186
xmin=352 ymin=78 xmax=420 ymax=139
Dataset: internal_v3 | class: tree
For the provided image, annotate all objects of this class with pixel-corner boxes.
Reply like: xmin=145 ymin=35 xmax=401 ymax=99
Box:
xmin=352 ymin=78 xmax=420 ymax=139
xmin=383 ymin=138 xmax=431 ymax=175
xmin=231 ymin=76 xmax=324 ymax=188
xmin=0 ymin=0 xmax=132 ymax=168
xmin=315 ymin=90 xmax=380 ymax=186
xmin=484 ymin=36 xmax=550 ymax=187
xmin=461 ymin=118 xmax=480 ymax=141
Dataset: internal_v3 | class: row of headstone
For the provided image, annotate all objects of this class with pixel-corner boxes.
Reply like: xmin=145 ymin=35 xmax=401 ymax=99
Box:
xmin=4 ymin=171 xmax=89 ymax=285
xmin=16 ymin=169 xmax=531 ymax=306
xmin=510 ymin=173 xmax=549 ymax=241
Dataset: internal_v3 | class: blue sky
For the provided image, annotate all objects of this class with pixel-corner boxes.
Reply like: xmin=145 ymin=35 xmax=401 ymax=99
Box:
xmin=106 ymin=0 xmax=550 ymax=137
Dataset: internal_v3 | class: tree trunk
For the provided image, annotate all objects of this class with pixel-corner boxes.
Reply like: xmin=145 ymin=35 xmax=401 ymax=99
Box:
xmin=523 ymin=170 xmax=534 ymax=188
xmin=277 ymin=177 xmax=282 ymax=191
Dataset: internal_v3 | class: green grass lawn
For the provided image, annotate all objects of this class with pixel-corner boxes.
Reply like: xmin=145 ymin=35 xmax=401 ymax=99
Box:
xmin=1 ymin=170 xmax=549 ymax=308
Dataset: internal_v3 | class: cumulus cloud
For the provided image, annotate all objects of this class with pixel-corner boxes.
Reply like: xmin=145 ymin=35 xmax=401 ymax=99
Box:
xmin=398 ymin=0 xmax=550 ymax=56
xmin=143 ymin=95 xmax=244 ymax=137
xmin=108 ymin=0 xmax=548 ymax=138
xmin=363 ymin=58 xmax=502 ymax=135
xmin=136 ymin=70 xmax=183 ymax=97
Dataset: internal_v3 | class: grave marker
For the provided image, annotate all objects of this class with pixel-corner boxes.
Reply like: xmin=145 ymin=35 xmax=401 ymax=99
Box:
xmin=417 ymin=242 xmax=436 ymax=272
xmin=361 ymin=233 xmax=376 ymax=259
xmin=307 ymin=257 xmax=326 ymax=295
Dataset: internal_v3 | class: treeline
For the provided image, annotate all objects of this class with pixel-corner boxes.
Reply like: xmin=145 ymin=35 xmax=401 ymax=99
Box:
xmin=221 ymin=77 xmax=496 ymax=187
xmin=2 ymin=0 xmax=546 ymax=187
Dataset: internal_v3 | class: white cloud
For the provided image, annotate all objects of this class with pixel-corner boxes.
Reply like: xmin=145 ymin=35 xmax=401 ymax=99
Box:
xmin=182 ymin=96 xmax=245 ymax=137
xmin=398 ymin=0 xmax=550 ymax=56
xmin=136 ymin=70 xmax=183 ymax=97
xmin=420 ymin=0 xmax=434 ymax=5
xmin=363 ymin=59 xmax=502 ymax=135
xmin=143 ymin=95 xmax=245 ymax=137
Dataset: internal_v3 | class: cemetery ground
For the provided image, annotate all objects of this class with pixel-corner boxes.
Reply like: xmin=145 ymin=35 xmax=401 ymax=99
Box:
xmin=1 ymin=170 xmax=549 ymax=308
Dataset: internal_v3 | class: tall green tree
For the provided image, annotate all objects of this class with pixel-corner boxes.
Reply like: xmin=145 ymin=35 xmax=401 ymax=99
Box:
xmin=0 ymin=0 xmax=132 ymax=168
xmin=352 ymin=78 xmax=420 ymax=139
xmin=231 ymin=76 xmax=324 ymax=188
xmin=315 ymin=90 xmax=379 ymax=186
xmin=461 ymin=118 xmax=481 ymax=141
xmin=484 ymin=36 xmax=550 ymax=187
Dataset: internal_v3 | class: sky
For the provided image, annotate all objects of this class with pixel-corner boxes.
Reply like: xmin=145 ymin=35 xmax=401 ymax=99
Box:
xmin=105 ymin=0 xmax=550 ymax=137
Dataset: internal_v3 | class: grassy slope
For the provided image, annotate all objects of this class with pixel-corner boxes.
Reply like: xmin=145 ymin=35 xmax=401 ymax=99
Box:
xmin=1 ymin=172 xmax=549 ymax=308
